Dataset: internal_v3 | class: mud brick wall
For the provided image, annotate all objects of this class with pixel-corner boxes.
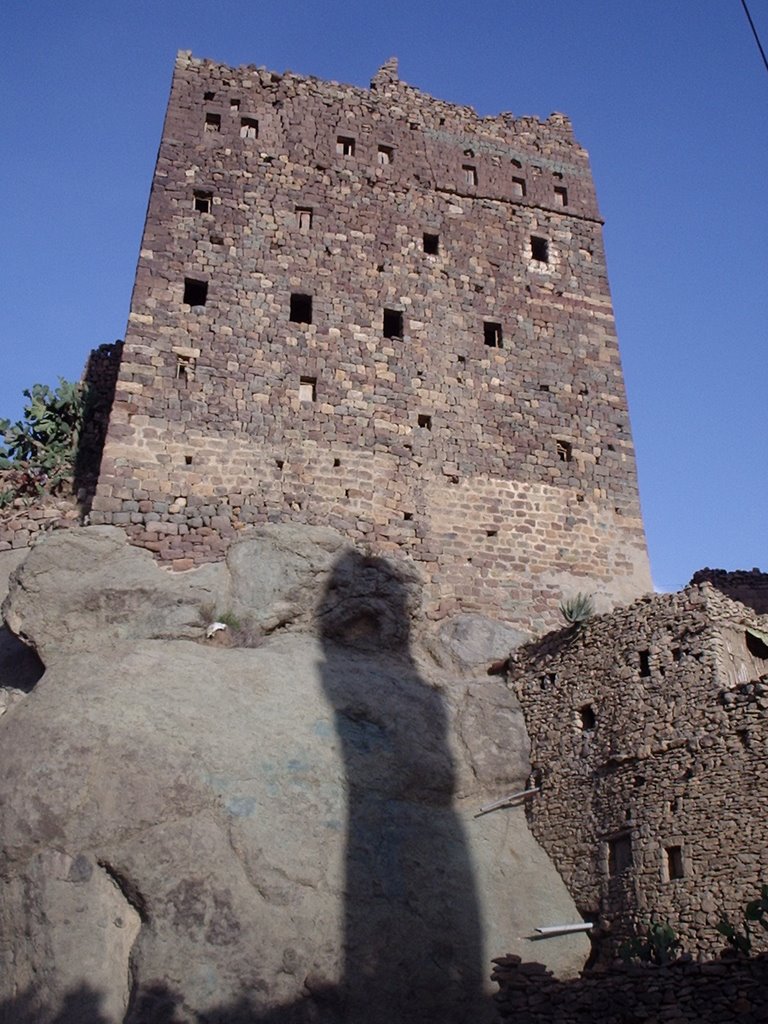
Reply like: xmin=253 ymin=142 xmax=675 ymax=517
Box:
xmin=493 ymin=954 xmax=768 ymax=1024
xmin=92 ymin=51 xmax=651 ymax=629
xmin=509 ymin=584 xmax=768 ymax=957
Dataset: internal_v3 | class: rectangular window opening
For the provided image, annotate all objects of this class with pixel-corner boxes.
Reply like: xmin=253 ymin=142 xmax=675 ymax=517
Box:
xmin=665 ymin=845 xmax=684 ymax=880
xmin=403 ymin=511 xmax=413 ymax=521
xmin=483 ymin=321 xmax=503 ymax=349
xmin=377 ymin=145 xmax=394 ymax=165
xmin=184 ymin=454 xmax=193 ymax=466
xmin=672 ymin=647 xmax=682 ymax=662
xmin=423 ymin=233 xmax=439 ymax=255
xmin=296 ymin=206 xmax=313 ymax=233
xmin=230 ymin=98 xmax=241 ymax=111
xmin=240 ymin=117 xmax=259 ymax=139
xmin=417 ymin=414 xmax=432 ymax=430
xmin=193 ymin=190 xmax=213 ymax=214
xmin=608 ymin=834 xmax=633 ymax=877
xmin=556 ymin=439 xmax=572 ymax=463
xmin=204 ymin=112 xmax=221 ymax=133
xmin=554 ymin=185 xmax=569 ymax=207
xmin=639 ymin=650 xmax=651 ymax=677
xmin=176 ymin=355 xmax=195 ymax=381
xmin=203 ymin=90 xmax=215 ymax=101
xmin=290 ymin=293 xmax=313 ymax=324
xmin=299 ymin=377 xmax=317 ymax=403
xmin=531 ymin=235 xmax=549 ymax=263
xmin=383 ymin=308 xmax=403 ymax=339
xmin=183 ymin=278 xmax=208 ymax=307
xmin=512 ymin=177 xmax=527 ymax=198
xmin=336 ymin=135 xmax=355 ymax=157
xmin=463 ymin=164 xmax=478 ymax=187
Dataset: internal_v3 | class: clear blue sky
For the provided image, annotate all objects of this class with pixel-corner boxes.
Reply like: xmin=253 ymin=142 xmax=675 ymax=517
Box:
xmin=3 ymin=0 xmax=766 ymax=592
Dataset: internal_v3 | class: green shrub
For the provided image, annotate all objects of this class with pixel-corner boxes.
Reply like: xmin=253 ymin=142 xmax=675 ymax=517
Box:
xmin=559 ymin=592 xmax=595 ymax=627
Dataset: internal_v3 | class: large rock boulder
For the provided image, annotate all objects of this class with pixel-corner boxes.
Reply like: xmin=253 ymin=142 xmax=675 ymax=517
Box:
xmin=0 ymin=527 xmax=588 ymax=1023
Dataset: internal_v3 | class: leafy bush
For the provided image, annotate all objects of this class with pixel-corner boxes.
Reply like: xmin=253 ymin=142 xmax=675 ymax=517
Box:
xmin=0 ymin=380 xmax=85 ymax=507
xmin=717 ymin=884 xmax=768 ymax=955
xmin=619 ymin=920 xmax=682 ymax=965
xmin=559 ymin=592 xmax=595 ymax=627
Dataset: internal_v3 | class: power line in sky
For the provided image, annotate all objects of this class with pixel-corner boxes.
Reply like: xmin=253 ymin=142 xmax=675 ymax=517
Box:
xmin=740 ymin=0 xmax=768 ymax=75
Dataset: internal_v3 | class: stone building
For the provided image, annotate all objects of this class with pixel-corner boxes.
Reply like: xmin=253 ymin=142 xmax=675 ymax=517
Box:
xmin=89 ymin=51 xmax=651 ymax=630
xmin=509 ymin=575 xmax=768 ymax=957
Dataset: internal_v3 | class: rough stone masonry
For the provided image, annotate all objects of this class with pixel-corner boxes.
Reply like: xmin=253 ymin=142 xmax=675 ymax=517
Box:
xmin=90 ymin=52 xmax=651 ymax=633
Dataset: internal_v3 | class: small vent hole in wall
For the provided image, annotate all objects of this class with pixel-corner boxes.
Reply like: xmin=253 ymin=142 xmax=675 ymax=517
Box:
xmin=276 ymin=459 xmax=284 ymax=470
xmin=184 ymin=455 xmax=193 ymax=466
xmin=531 ymin=235 xmax=549 ymax=263
xmin=290 ymin=293 xmax=312 ymax=324
xmin=193 ymin=190 xmax=213 ymax=213
xmin=486 ymin=529 xmax=498 ymax=537
xmin=333 ymin=458 xmax=341 ymax=467
xmin=417 ymin=414 xmax=432 ymax=430
xmin=299 ymin=377 xmax=316 ymax=403
xmin=423 ymin=233 xmax=439 ymax=255
xmin=672 ymin=647 xmax=682 ymax=662
xmin=483 ymin=321 xmax=503 ymax=348
xmin=579 ymin=704 xmax=596 ymax=731
xmin=383 ymin=308 xmax=403 ymax=338
xmin=556 ymin=439 xmax=572 ymax=463
xmin=183 ymin=278 xmax=208 ymax=307
xmin=665 ymin=845 xmax=684 ymax=880
xmin=539 ymin=384 xmax=550 ymax=392
xmin=639 ymin=650 xmax=651 ymax=677
xmin=203 ymin=90 xmax=215 ymax=101
xmin=403 ymin=511 xmax=413 ymax=521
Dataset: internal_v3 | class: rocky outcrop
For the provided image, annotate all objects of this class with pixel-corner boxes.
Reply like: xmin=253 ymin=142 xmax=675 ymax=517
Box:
xmin=0 ymin=526 xmax=588 ymax=1023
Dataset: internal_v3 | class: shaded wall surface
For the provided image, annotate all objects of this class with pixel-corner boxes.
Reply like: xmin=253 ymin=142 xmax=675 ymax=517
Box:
xmin=92 ymin=51 xmax=650 ymax=631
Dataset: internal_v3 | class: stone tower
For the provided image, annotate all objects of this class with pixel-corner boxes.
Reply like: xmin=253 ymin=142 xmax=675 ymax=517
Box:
xmin=91 ymin=52 xmax=651 ymax=631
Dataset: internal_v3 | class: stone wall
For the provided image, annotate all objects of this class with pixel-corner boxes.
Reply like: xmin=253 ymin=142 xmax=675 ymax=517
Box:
xmin=509 ymin=584 xmax=768 ymax=957
xmin=492 ymin=953 xmax=768 ymax=1024
xmin=91 ymin=51 xmax=651 ymax=630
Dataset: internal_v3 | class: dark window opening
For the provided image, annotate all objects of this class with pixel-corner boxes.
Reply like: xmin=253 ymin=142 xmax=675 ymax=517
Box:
xmin=296 ymin=206 xmax=313 ymax=232
xmin=230 ymin=98 xmax=240 ymax=111
xmin=423 ymin=233 xmax=439 ymax=255
xmin=746 ymin=629 xmax=768 ymax=660
xmin=554 ymin=185 xmax=569 ymax=207
xmin=193 ymin=190 xmax=213 ymax=213
xmin=463 ymin=164 xmax=478 ymax=187
xmin=184 ymin=454 xmax=193 ymax=466
xmin=531 ymin=235 xmax=549 ymax=263
xmin=580 ymin=704 xmax=596 ymax=731
xmin=299 ymin=377 xmax=317 ymax=403
xmin=483 ymin=321 xmax=503 ymax=348
xmin=556 ymin=439 xmax=572 ymax=463
xmin=383 ymin=308 xmax=403 ymax=338
xmin=417 ymin=414 xmax=432 ymax=430
xmin=639 ymin=650 xmax=651 ymax=677
xmin=210 ymin=234 xmax=224 ymax=246
xmin=377 ymin=145 xmax=394 ymax=165
xmin=240 ymin=117 xmax=259 ymax=139
xmin=608 ymin=834 xmax=633 ymax=877
xmin=486 ymin=529 xmax=498 ymax=537
xmin=666 ymin=845 xmax=684 ymax=880
xmin=204 ymin=112 xmax=221 ymax=133
xmin=539 ymin=384 xmax=550 ymax=392
xmin=511 ymin=158 xmax=522 ymax=169
xmin=457 ymin=354 xmax=466 ymax=365
xmin=512 ymin=177 xmax=527 ymax=197
xmin=672 ymin=647 xmax=682 ymax=662
xmin=333 ymin=458 xmax=341 ymax=467
xmin=336 ymin=135 xmax=355 ymax=156
xmin=290 ymin=293 xmax=313 ymax=324
xmin=203 ymin=90 xmax=215 ymax=101
xmin=540 ymin=672 xmax=557 ymax=691
xmin=403 ymin=511 xmax=413 ymax=521
xmin=276 ymin=459 xmax=284 ymax=470
xmin=634 ymin=775 xmax=646 ymax=787
xmin=183 ymin=278 xmax=208 ymax=307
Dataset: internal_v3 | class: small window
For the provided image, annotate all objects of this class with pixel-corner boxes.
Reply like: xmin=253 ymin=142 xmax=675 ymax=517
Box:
xmin=184 ymin=454 xmax=193 ymax=465
xmin=483 ymin=322 xmax=503 ymax=349
xmin=183 ymin=278 xmax=208 ymax=307
xmin=463 ymin=164 xmax=478 ymax=187
xmin=639 ymin=650 xmax=651 ymax=677
xmin=383 ymin=308 xmax=403 ymax=338
xmin=531 ymin=236 xmax=549 ymax=263
xmin=417 ymin=414 xmax=432 ymax=430
xmin=423 ymin=233 xmax=439 ymax=255
xmin=193 ymin=190 xmax=213 ymax=214
xmin=580 ymin=705 xmax=596 ymax=731
xmin=296 ymin=206 xmax=313 ymax=233
xmin=290 ymin=293 xmax=312 ymax=324
xmin=240 ymin=117 xmax=258 ymax=139
xmin=665 ymin=845 xmax=684 ymax=880
xmin=556 ymin=439 xmax=572 ymax=463
xmin=554 ymin=185 xmax=568 ymax=207
xmin=512 ymin=177 xmax=527 ymax=197
xmin=608 ymin=834 xmax=633 ymax=877
xmin=336 ymin=135 xmax=355 ymax=157
xmin=299 ymin=377 xmax=317 ymax=403
xmin=672 ymin=647 xmax=682 ymax=662
xmin=176 ymin=354 xmax=195 ymax=381
xmin=230 ymin=98 xmax=241 ymax=111
xmin=377 ymin=145 xmax=394 ymax=165
xmin=204 ymin=112 xmax=221 ymax=133
xmin=203 ymin=90 xmax=215 ymax=101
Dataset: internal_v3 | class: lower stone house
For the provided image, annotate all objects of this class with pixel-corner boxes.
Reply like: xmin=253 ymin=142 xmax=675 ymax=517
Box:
xmin=507 ymin=574 xmax=768 ymax=958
